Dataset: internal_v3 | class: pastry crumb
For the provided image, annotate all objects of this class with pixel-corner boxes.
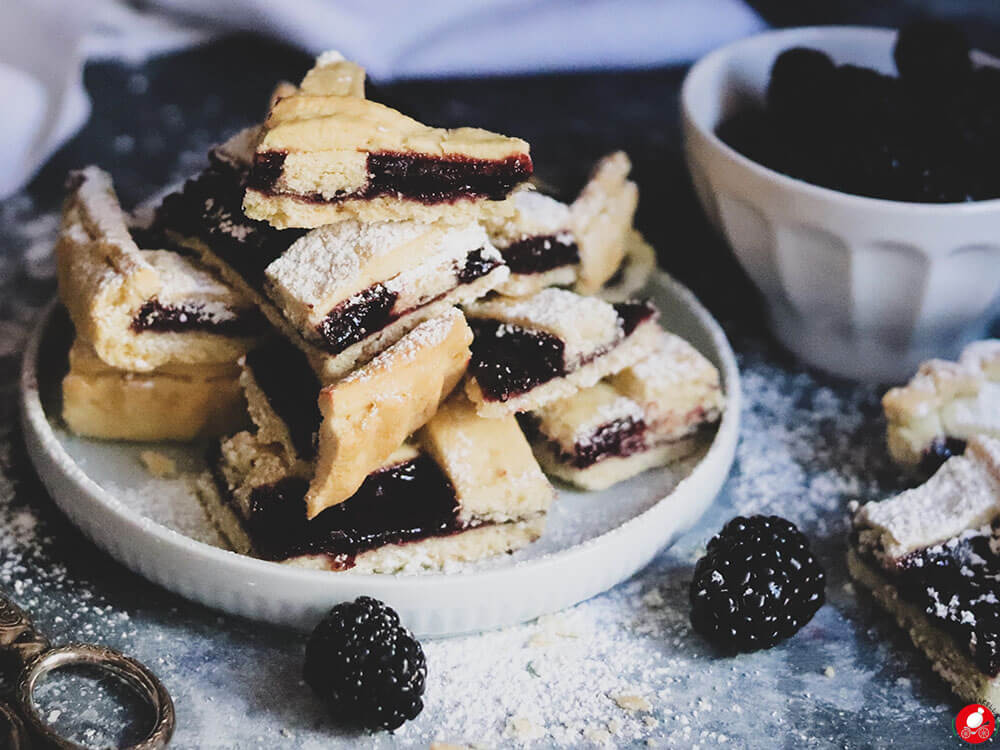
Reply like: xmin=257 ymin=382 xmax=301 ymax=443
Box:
xmin=823 ymin=666 xmax=836 ymax=678
xmin=613 ymin=693 xmax=652 ymax=713
xmin=643 ymin=716 xmax=659 ymax=728
xmin=641 ymin=588 xmax=665 ymax=608
xmin=139 ymin=450 xmax=177 ymax=478
xmin=506 ymin=715 xmax=544 ymax=741
xmin=584 ymin=725 xmax=612 ymax=745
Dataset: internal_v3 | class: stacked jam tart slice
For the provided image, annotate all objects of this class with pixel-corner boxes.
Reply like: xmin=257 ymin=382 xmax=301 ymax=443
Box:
xmin=55 ymin=51 xmax=726 ymax=573
xmin=849 ymin=436 xmax=1000 ymax=707
xmin=57 ymin=167 xmax=263 ymax=441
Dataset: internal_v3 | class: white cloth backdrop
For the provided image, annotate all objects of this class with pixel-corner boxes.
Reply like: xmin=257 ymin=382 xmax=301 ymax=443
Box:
xmin=0 ymin=0 xmax=765 ymax=198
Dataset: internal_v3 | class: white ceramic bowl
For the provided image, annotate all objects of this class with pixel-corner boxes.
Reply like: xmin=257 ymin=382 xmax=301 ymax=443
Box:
xmin=682 ymin=26 xmax=1000 ymax=382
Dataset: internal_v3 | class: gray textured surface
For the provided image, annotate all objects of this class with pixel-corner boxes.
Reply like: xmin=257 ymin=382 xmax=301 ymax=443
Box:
xmin=0 ymin=23 xmax=995 ymax=748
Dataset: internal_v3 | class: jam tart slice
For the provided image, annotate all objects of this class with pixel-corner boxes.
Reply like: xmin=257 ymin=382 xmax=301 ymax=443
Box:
xmin=848 ymin=436 xmax=1000 ymax=707
xmin=204 ymin=399 xmax=551 ymax=573
xmin=463 ymin=288 xmax=661 ymax=417
xmin=485 ymin=190 xmax=579 ymax=298
xmin=570 ymin=152 xmax=639 ymax=295
xmin=243 ymin=52 xmax=532 ymax=229
xmin=265 ymin=216 xmax=508 ymax=356
xmin=524 ymin=330 xmax=725 ymax=490
xmin=883 ymin=339 xmax=1000 ymax=470
xmin=239 ymin=310 xmax=473 ymax=519
xmin=156 ymin=128 xmax=504 ymax=383
xmin=56 ymin=167 xmax=264 ymax=372
xmin=61 ymin=337 xmax=247 ymax=441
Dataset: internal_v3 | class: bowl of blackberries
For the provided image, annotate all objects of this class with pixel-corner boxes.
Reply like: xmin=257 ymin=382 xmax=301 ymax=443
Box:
xmin=682 ymin=22 xmax=1000 ymax=382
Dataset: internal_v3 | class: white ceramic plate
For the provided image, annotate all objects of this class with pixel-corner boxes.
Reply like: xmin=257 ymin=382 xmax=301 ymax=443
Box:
xmin=20 ymin=271 xmax=740 ymax=637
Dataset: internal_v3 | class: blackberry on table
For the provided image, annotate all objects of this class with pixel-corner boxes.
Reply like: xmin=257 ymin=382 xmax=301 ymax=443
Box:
xmin=690 ymin=515 xmax=825 ymax=653
xmin=304 ymin=596 xmax=426 ymax=731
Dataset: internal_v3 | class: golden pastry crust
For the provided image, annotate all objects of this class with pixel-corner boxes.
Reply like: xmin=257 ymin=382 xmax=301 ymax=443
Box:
xmin=527 ymin=330 xmax=723 ymax=490
xmin=62 ymin=338 xmax=247 ymax=441
xmin=243 ymin=187 xmax=519 ymax=231
xmin=571 ymin=152 xmax=639 ymax=295
xmin=306 ymin=309 xmax=473 ymax=518
xmin=883 ymin=339 xmax=1000 ymax=466
xmin=534 ymin=436 xmax=702 ymax=491
xmin=608 ymin=329 xmax=724 ymax=436
xmin=57 ymin=167 xmax=260 ymax=372
xmin=244 ymin=52 xmax=531 ymax=229
xmin=419 ymin=393 xmax=553 ymax=523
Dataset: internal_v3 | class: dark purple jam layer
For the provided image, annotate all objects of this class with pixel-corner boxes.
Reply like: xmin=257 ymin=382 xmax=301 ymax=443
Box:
xmin=244 ymin=340 xmax=321 ymax=460
xmin=234 ymin=455 xmax=467 ymax=567
xmin=614 ymin=300 xmax=657 ymax=335
xmin=317 ymin=285 xmax=399 ymax=355
xmin=468 ymin=299 xmax=657 ymax=403
xmin=519 ymin=413 xmax=649 ymax=469
xmin=248 ymin=150 xmax=532 ymax=204
xmin=887 ymin=526 xmax=1000 ymax=677
xmin=571 ymin=418 xmax=649 ymax=468
xmin=457 ymin=247 xmax=503 ymax=285
xmin=130 ymin=299 xmax=264 ymax=336
xmin=153 ymin=151 xmax=304 ymax=292
xmin=468 ymin=320 xmax=566 ymax=403
xmin=502 ymin=235 xmax=579 ymax=275
xmin=314 ymin=248 xmax=501 ymax=355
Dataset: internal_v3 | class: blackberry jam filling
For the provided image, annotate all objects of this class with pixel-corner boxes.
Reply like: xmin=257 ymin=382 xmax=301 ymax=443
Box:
xmin=130 ymin=300 xmax=265 ymax=336
xmin=316 ymin=285 xmax=399 ymax=355
xmin=571 ymin=417 xmax=648 ymax=468
xmin=456 ymin=247 xmax=503 ymax=285
xmin=154 ymin=154 xmax=304 ymax=291
xmin=244 ymin=340 xmax=322 ymax=459
xmin=501 ymin=235 xmax=579 ymax=275
xmin=890 ymin=529 xmax=1000 ymax=677
xmin=468 ymin=300 xmax=655 ymax=402
xmin=249 ymin=150 xmax=532 ymax=205
xmin=614 ymin=300 xmax=657 ymax=336
xmin=236 ymin=455 xmax=467 ymax=567
xmin=468 ymin=319 xmax=566 ymax=402
xmin=314 ymin=247 xmax=501 ymax=355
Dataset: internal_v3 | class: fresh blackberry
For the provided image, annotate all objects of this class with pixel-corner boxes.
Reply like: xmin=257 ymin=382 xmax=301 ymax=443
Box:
xmin=690 ymin=515 xmax=825 ymax=652
xmin=766 ymin=47 xmax=835 ymax=125
xmin=894 ymin=20 xmax=971 ymax=92
xmin=304 ymin=596 xmax=426 ymax=731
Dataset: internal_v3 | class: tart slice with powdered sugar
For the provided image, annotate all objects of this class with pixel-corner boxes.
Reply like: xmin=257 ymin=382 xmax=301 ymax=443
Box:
xmin=204 ymin=370 xmax=552 ymax=573
xmin=485 ymin=190 xmax=579 ymax=297
xmin=56 ymin=167 xmax=264 ymax=373
xmin=883 ymin=339 xmax=1000 ymax=471
xmin=848 ymin=435 xmax=1000 ymax=706
xmin=238 ymin=309 xmax=473 ymax=518
xmin=243 ymin=52 xmax=532 ymax=229
xmin=569 ymin=152 xmax=639 ymax=295
xmin=463 ymin=288 xmax=661 ymax=418
xmin=523 ymin=330 xmax=724 ymax=489
xmin=156 ymin=127 xmax=507 ymax=383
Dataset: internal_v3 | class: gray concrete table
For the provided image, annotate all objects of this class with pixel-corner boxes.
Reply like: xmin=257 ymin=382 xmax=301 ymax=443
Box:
xmin=1 ymin=21 xmax=995 ymax=748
